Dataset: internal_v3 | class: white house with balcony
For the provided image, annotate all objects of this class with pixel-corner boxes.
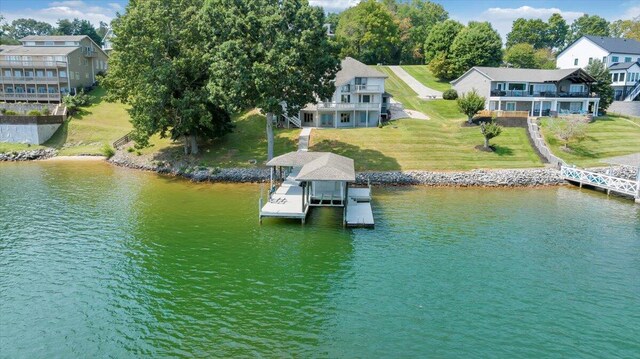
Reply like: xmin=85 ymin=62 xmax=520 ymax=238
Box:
xmin=293 ymin=57 xmax=390 ymax=128
xmin=451 ymin=66 xmax=600 ymax=117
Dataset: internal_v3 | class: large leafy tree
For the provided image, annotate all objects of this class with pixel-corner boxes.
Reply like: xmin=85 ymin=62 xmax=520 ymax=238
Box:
xmin=424 ymin=19 xmax=463 ymax=64
xmin=506 ymin=18 xmax=549 ymax=49
xmin=103 ymin=0 xmax=233 ymax=154
xmin=504 ymin=43 xmax=556 ymax=69
xmin=585 ymin=60 xmax=614 ymax=111
xmin=335 ymin=0 xmax=399 ymax=65
xmin=610 ymin=17 xmax=640 ymax=41
xmin=547 ymin=13 xmax=569 ymax=49
xmin=457 ymin=89 xmax=486 ymax=124
xmin=55 ymin=18 xmax=103 ymax=46
xmin=568 ymin=15 xmax=610 ymax=44
xmin=395 ymin=0 xmax=448 ymax=64
xmin=4 ymin=18 xmax=54 ymax=39
xmin=204 ymin=0 xmax=340 ymax=160
xmin=450 ymin=22 xmax=502 ymax=78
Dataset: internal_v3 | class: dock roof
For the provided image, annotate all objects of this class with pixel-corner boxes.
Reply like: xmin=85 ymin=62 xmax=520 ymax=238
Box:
xmin=267 ymin=151 xmax=356 ymax=182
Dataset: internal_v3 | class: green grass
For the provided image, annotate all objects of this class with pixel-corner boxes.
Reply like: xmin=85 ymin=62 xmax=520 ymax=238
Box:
xmin=401 ymin=65 xmax=452 ymax=92
xmin=540 ymin=116 xmax=640 ymax=167
xmin=309 ymin=66 xmax=543 ymax=171
xmin=0 ymin=143 xmax=45 ymax=153
xmin=140 ymin=109 xmax=299 ymax=167
xmin=44 ymin=86 xmax=133 ymax=155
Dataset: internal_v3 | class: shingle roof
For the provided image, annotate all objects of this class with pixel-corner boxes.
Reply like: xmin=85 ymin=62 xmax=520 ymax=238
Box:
xmin=335 ymin=57 xmax=388 ymax=86
xmin=266 ymin=151 xmax=356 ymax=182
xmin=0 ymin=45 xmax=78 ymax=56
xmin=608 ymin=61 xmax=639 ymax=70
xmin=453 ymin=66 xmax=596 ymax=84
xmin=20 ymin=35 xmax=88 ymax=42
xmin=583 ymin=35 xmax=640 ymax=55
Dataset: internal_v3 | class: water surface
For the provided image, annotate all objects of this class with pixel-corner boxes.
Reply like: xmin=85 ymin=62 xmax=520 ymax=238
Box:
xmin=1 ymin=161 xmax=639 ymax=357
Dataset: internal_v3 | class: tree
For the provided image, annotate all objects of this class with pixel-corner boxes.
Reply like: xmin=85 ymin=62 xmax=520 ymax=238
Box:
xmin=457 ymin=89 xmax=486 ymax=124
xmin=428 ymin=52 xmax=456 ymax=80
xmin=395 ymin=0 xmax=448 ymax=63
xmin=585 ymin=59 xmax=614 ymax=111
xmin=480 ymin=121 xmax=502 ymax=149
xmin=506 ymin=18 xmax=549 ymax=49
xmin=548 ymin=117 xmax=587 ymax=151
xmin=568 ymin=14 xmax=610 ymax=44
xmin=450 ymin=22 xmax=502 ymax=78
xmin=335 ymin=0 xmax=399 ymax=64
xmin=504 ymin=43 xmax=556 ymax=69
xmin=5 ymin=18 xmax=54 ymax=39
xmin=610 ymin=17 xmax=640 ymax=41
xmin=423 ymin=19 xmax=463 ymax=64
xmin=56 ymin=18 xmax=103 ymax=46
xmin=102 ymin=0 xmax=233 ymax=155
xmin=547 ymin=13 xmax=569 ymax=49
xmin=204 ymin=0 xmax=340 ymax=160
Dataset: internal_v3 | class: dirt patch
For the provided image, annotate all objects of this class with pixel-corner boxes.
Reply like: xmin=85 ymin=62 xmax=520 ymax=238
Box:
xmin=474 ymin=145 xmax=495 ymax=152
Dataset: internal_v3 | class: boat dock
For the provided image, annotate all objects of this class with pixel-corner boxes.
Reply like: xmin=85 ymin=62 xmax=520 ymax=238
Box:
xmin=345 ymin=187 xmax=374 ymax=227
xmin=561 ymin=166 xmax=640 ymax=202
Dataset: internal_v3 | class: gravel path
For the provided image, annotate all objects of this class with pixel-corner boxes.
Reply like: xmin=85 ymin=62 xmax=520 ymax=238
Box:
xmin=388 ymin=66 xmax=442 ymax=99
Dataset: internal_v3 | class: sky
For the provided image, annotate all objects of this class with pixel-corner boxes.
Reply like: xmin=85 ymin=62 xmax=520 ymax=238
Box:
xmin=1 ymin=0 xmax=639 ymax=41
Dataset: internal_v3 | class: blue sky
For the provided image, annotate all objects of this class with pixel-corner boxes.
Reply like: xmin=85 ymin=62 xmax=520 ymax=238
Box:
xmin=1 ymin=0 xmax=639 ymax=40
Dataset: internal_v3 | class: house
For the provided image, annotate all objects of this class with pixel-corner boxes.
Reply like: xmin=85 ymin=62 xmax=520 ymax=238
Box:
xmin=290 ymin=57 xmax=391 ymax=128
xmin=608 ymin=61 xmax=640 ymax=101
xmin=556 ymin=35 xmax=640 ymax=101
xmin=102 ymin=28 xmax=115 ymax=54
xmin=451 ymin=66 xmax=601 ymax=116
xmin=0 ymin=35 xmax=109 ymax=103
xmin=259 ymin=151 xmax=373 ymax=227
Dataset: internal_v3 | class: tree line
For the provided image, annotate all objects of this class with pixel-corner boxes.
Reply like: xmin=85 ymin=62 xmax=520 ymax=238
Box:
xmin=0 ymin=16 xmax=107 ymax=46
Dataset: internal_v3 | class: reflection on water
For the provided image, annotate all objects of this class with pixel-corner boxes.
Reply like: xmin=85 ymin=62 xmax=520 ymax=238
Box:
xmin=1 ymin=161 xmax=639 ymax=357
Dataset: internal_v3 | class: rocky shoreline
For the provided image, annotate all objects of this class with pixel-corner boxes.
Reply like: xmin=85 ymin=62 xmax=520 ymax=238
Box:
xmin=0 ymin=148 xmax=57 ymax=161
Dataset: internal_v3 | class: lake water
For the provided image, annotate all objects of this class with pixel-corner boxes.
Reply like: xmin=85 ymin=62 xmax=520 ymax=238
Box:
xmin=1 ymin=161 xmax=639 ymax=358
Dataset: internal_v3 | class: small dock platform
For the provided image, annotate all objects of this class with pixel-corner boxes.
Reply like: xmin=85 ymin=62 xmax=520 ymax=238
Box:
xmin=561 ymin=166 xmax=640 ymax=202
xmin=345 ymin=188 xmax=374 ymax=227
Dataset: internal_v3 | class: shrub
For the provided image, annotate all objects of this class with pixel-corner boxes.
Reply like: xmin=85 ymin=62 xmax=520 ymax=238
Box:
xmin=442 ymin=89 xmax=458 ymax=100
xmin=480 ymin=120 xmax=502 ymax=149
xmin=127 ymin=147 xmax=135 ymax=153
xmin=3 ymin=110 xmax=18 ymax=116
xmin=27 ymin=110 xmax=42 ymax=116
xmin=101 ymin=144 xmax=116 ymax=159
xmin=63 ymin=90 xmax=93 ymax=114
xmin=457 ymin=89 xmax=486 ymax=124
xmin=0 ymin=108 xmax=6 ymax=115
xmin=42 ymin=107 xmax=50 ymax=115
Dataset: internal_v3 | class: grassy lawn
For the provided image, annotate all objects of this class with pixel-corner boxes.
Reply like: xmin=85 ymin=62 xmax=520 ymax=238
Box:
xmin=401 ymin=65 xmax=452 ymax=92
xmin=44 ymin=86 xmax=133 ymax=155
xmin=540 ymin=116 xmax=640 ymax=167
xmin=139 ymin=109 xmax=299 ymax=167
xmin=0 ymin=143 xmax=45 ymax=153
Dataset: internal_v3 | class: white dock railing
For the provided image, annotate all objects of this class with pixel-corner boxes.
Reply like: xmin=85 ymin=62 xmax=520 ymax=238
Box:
xmin=561 ymin=166 xmax=640 ymax=198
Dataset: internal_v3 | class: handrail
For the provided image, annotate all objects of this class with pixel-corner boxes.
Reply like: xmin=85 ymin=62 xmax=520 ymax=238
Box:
xmin=113 ymin=131 xmax=133 ymax=149
xmin=317 ymin=102 xmax=380 ymax=109
xmin=561 ymin=166 xmax=639 ymax=197
xmin=490 ymin=90 xmax=597 ymax=98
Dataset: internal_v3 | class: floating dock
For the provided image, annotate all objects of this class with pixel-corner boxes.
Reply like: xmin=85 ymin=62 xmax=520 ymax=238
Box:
xmin=561 ymin=166 xmax=640 ymax=202
xmin=345 ymin=187 xmax=374 ymax=227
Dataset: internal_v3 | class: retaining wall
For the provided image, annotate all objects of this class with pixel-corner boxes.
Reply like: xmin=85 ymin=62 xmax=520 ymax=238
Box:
xmin=0 ymin=115 xmax=64 ymax=144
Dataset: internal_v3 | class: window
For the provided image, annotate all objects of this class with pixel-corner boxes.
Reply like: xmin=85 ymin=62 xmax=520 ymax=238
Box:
xmin=27 ymin=87 xmax=35 ymax=94
xmin=38 ymin=87 xmax=46 ymax=93
xmin=3 ymin=70 xmax=10 ymax=77
xmin=612 ymin=56 xmax=619 ymax=62
xmin=574 ymin=58 xmax=578 ymax=65
xmin=361 ymin=95 xmax=371 ymax=103
xmin=65 ymin=41 xmax=75 ymax=46
xmin=619 ymin=73 xmax=625 ymax=82
xmin=569 ymin=102 xmax=582 ymax=112
xmin=359 ymin=112 xmax=367 ymax=123
xmin=46 ymin=70 xmax=54 ymax=78
xmin=24 ymin=41 xmax=35 ymax=46
xmin=355 ymin=77 xmax=367 ymax=85
xmin=13 ymin=70 xmax=22 ymax=78
xmin=569 ymin=84 xmax=585 ymax=93
xmin=340 ymin=94 xmax=350 ymax=103
xmin=6 ymin=86 xmax=14 ymax=93
xmin=505 ymin=102 xmax=516 ymax=111
xmin=48 ymin=87 xmax=57 ymax=93
xmin=320 ymin=114 xmax=332 ymax=126
xmin=588 ymin=57 xmax=593 ymax=64
xmin=625 ymin=57 xmax=632 ymax=62
xmin=303 ymin=113 xmax=313 ymax=123
xmin=45 ymin=41 xmax=53 ymax=46
xmin=340 ymin=113 xmax=350 ymax=123
xmin=59 ymin=70 xmax=66 ymax=78
xmin=613 ymin=73 xmax=619 ymax=82
xmin=36 ymin=70 xmax=44 ymax=77
xmin=341 ymin=84 xmax=350 ymax=92
xmin=603 ymin=56 xmax=607 ymax=63
xmin=69 ymin=72 xmax=74 ymax=80
xmin=75 ymin=72 xmax=79 ymax=80
xmin=25 ymin=70 xmax=33 ymax=77
xmin=507 ymin=83 xmax=526 ymax=90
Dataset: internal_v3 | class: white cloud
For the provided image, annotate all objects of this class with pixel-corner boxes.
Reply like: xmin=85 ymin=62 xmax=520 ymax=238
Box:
xmin=474 ymin=6 xmax=584 ymax=42
xmin=2 ymin=1 xmax=117 ymax=27
xmin=309 ymin=0 xmax=359 ymax=13
xmin=621 ymin=5 xmax=640 ymax=19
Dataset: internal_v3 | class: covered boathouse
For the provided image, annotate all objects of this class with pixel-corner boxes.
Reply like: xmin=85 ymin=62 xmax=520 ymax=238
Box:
xmin=259 ymin=151 xmax=374 ymax=227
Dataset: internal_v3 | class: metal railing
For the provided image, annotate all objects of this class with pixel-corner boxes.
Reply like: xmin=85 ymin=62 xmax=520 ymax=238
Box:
xmin=0 ymin=76 xmax=64 ymax=83
xmin=624 ymin=81 xmax=640 ymax=102
xmin=490 ymin=90 xmax=597 ymax=98
xmin=561 ymin=166 xmax=639 ymax=198
xmin=0 ymin=93 xmax=61 ymax=100
xmin=0 ymin=60 xmax=67 ymax=68
xmin=113 ymin=132 xmax=133 ymax=149
xmin=317 ymin=102 xmax=380 ymax=110
xmin=355 ymin=84 xmax=380 ymax=92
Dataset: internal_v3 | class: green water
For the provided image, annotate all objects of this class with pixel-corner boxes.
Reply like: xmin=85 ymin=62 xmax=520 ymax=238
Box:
xmin=1 ymin=161 xmax=639 ymax=358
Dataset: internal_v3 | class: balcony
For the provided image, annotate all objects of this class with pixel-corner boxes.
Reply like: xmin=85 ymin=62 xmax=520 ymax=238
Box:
xmin=354 ymin=84 xmax=381 ymax=93
xmin=0 ymin=93 xmax=62 ymax=101
xmin=0 ymin=60 xmax=67 ymax=68
xmin=317 ymin=102 xmax=381 ymax=110
xmin=83 ymin=50 xmax=97 ymax=58
xmin=490 ymin=90 xmax=598 ymax=98
xmin=1 ymin=76 xmax=62 ymax=85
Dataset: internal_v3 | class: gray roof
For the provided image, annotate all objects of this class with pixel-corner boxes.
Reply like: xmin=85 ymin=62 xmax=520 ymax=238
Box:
xmin=609 ymin=61 xmax=639 ymax=70
xmin=266 ymin=151 xmax=356 ymax=182
xmin=20 ymin=35 xmax=88 ymax=42
xmin=335 ymin=57 xmax=388 ymax=86
xmin=453 ymin=66 xmax=596 ymax=84
xmin=584 ymin=35 xmax=640 ymax=55
xmin=0 ymin=45 xmax=78 ymax=56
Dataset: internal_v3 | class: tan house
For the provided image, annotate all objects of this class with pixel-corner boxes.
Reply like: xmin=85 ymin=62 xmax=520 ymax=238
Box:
xmin=0 ymin=35 xmax=109 ymax=103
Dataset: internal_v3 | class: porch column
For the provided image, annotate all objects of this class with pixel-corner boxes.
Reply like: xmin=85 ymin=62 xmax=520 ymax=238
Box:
xmin=366 ymin=110 xmax=369 ymax=128
xmin=498 ymin=100 xmax=502 ymax=111
xmin=298 ymin=110 xmax=301 ymax=127
xmin=552 ymin=100 xmax=558 ymax=116
xmin=334 ymin=110 xmax=338 ymax=128
xmin=353 ymin=109 xmax=355 ymax=128
xmin=583 ymin=99 xmax=588 ymax=114
xmin=315 ymin=111 xmax=319 ymax=127
xmin=538 ymin=101 xmax=543 ymax=117
xmin=531 ymin=99 xmax=535 ymax=117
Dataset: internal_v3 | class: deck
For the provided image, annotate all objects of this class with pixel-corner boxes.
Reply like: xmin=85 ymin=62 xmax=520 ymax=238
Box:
xmin=345 ymin=188 xmax=374 ymax=227
xmin=561 ymin=166 xmax=640 ymax=202
xmin=259 ymin=181 xmax=308 ymax=220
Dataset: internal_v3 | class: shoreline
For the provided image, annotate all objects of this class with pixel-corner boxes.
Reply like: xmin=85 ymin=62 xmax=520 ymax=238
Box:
xmin=3 ymin=148 xmax=637 ymax=187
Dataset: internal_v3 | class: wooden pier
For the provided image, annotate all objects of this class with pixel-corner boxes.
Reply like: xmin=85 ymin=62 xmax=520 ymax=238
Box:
xmin=561 ymin=166 xmax=640 ymax=202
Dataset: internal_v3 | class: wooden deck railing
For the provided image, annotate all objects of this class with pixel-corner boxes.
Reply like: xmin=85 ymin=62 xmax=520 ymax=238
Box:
xmin=113 ymin=132 xmax=133 ymax=149
xmin=476 ymin=110 xmax=530 ymax=118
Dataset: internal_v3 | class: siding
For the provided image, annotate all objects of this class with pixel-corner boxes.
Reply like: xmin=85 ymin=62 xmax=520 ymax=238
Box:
xmin=452 ymin=69 xmax=491 ymax=97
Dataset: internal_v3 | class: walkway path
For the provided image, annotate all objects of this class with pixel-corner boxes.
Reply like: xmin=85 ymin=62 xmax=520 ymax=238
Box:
xmin=298 ymin=127 xmax=312 ymax=151
xmin=388 ymin=66 xmax=442 ymax=99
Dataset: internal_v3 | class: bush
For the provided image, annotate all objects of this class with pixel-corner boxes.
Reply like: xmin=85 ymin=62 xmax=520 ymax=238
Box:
xmin=0 ymin=108 xmax=6 ymax=115
xmin=42 ymin=107 xmax=50 ymax=115
xmin=442 ymin=89 xmax=458 ymax=100
xmin=101 ymin=144 xmax=116 ymax=159
xmin=3 ymin=110 xmax=18 ymax=116
xmin=27 ymin=110 xmax=42 ymax=116
xmin=63 ymin=90 xmax=93 ymax=114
